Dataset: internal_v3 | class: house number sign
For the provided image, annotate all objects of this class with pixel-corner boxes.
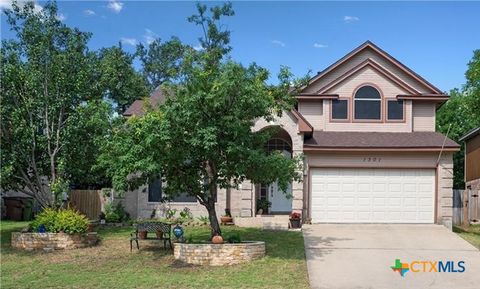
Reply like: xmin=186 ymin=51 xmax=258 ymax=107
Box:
xmin=363 ymin=157 xmax=382 ymax=162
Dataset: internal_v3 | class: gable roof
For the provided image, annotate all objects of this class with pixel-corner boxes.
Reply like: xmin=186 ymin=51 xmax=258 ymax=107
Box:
xmin=316 ymin=58 xmax=419 ymax=95
xmin=302 ymin=41 xmax=443 ymax=95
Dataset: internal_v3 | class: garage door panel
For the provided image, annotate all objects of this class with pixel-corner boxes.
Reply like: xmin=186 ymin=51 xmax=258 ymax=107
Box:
xmin=311 ymin=168 xmax=435 ymax=223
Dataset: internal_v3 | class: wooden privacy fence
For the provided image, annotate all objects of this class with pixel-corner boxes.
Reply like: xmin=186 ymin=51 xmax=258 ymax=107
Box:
xmin=453 ymin=189 xmax=480 ymax=226
xmin=69 ymin=190 xmax=102 ymax=220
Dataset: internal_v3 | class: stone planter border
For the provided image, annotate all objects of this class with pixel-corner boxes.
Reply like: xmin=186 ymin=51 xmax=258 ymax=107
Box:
xmin=11 ymin=232 xmax=99 ymax=251
xmin=174 ymin=241 xmax=265 ymax=266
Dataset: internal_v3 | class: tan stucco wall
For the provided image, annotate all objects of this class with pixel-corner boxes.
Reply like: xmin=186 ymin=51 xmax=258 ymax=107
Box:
xmin=305 ymin=151 xmax=454 ymax=229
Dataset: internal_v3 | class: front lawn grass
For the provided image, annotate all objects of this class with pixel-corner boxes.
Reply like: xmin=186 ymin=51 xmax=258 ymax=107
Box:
xmin=0 ymin=221 xmax=309 ymax=289
xmin=453 ymin=225 xmax=480 ymax=249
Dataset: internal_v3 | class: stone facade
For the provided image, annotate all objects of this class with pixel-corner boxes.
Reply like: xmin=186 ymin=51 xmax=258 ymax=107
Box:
xmin=229 ymin=112 xmax=305 ymax=219
xmin=438 ymin=153 xmax=454 ymax=229
xmin=122 ymin=186 xmax=227 ymax=220
xmin=174 ymin=241 xmax=265 ymax=266
xmin=11 ymin=232 xmax=98 ymax=251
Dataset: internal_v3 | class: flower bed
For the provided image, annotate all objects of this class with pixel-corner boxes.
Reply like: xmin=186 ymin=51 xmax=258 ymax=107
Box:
xmin=11 ymin=232 xmax=98 ymax=251
xmin=174 ymin=241 xmax=265 ymax=266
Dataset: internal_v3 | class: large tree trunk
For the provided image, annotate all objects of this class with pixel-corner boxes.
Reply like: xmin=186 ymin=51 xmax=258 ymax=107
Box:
xmin=206 ymin=200 xmax=222 ymax=238
xmin=205 ymin=160 xmax=222 ymax=238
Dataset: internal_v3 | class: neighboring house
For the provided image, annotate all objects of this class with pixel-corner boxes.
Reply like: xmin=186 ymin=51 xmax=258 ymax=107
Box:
xmin=122 ymin=41 xmax=459 ymax=229
xmin=459 ymin=127 xmax=480 ymax=190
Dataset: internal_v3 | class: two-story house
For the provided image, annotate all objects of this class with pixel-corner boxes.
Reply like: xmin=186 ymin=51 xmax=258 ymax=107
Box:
xmin=123 ymin=41 xmax=459 ymax=229
xmin=460 ymin=127 xmax=480 ymax=190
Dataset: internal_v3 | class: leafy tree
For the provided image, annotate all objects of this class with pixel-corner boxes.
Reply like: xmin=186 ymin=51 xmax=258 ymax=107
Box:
xmin=1 ymin=1 xmax=145 ymax=205
xmin=98 ymin=45 xmax=148 ymax=114
xmin=98 ymin=3 xmax=305 ymax=237
xmin=62 ymin=100 xmax=114 ymax=189
xmin=136 ymin=37 xmax=186 ymax=90
xmin=1 ymin=1 xmax=96 ymax=207
xmin=437 ymin=50 xmax=480 ymax=188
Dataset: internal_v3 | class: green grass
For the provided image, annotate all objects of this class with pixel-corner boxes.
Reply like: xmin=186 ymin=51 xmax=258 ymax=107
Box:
xmin=453 ymin=225 xmax=480 ymax=249
xmin=0 ymin=221 xmax=309 ymax=289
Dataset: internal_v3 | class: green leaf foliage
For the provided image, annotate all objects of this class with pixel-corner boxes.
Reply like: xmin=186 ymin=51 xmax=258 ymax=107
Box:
xmin=30 ymin=208 xmax=89 ymax=234
xmin=98 ymin=3 xmax=306 ymax=237
xmin=136 ymin=37 xmax=186 ymax=90
xmin=1 ymin=1 xmax=146 ymax=203
xmin=437 ymin=50 xmax=480 ymax=188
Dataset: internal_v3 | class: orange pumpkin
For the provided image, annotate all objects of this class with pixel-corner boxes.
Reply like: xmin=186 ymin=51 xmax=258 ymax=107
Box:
xmin=212 ymin=235 xmax=224 ymax=244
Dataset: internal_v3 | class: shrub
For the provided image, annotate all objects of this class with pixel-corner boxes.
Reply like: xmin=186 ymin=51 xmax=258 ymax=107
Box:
xmin=105 ymin=212 xmax=121 ymax=223
xmin=197 ymin=216 xmax=209 ymax=225
xmin=30 ymin=208 xmax=89 ymax=234
xmin=226 ymin=232 xmax=241 ymax=243
xmin=103 ymin=202 xmax=129 ymax=223
xmin=179 ymin=207 xmax=193 ymax=220
xmin=30 ymin=208 xmax=58 ymax=233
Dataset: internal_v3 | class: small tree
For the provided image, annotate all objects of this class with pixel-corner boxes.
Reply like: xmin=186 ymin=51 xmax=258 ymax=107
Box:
xmin=99 ymin=3 xmax=305 ymax=237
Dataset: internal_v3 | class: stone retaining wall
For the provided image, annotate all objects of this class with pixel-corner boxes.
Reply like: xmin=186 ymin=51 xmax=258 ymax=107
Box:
xmin=174 ymin=241 xmax=265 ymax=266
xmin=11 ymin=232 xmax=99 ymax=251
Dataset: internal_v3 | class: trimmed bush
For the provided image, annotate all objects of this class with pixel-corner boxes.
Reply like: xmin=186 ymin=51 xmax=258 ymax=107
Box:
xmin=105 ymin=212 xmax=120 ymax=223
xmin=30 ymin=208 xmax=89 ymax=234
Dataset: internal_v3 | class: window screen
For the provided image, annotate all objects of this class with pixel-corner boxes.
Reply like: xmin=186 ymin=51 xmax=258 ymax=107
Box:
xmin=387 ymin=100 xmax=404 ymax=120
xmin=148 ymin=178 xmax=162 ymax=202
xmin=332 ymin=99 xmax=348 ymax=119
xmin=354 ymin=86 xmax=381 ymax=120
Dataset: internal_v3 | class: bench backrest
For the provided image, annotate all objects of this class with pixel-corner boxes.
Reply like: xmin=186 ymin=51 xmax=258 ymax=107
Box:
xmin=136 ymin=222 xmax=171 ymax=234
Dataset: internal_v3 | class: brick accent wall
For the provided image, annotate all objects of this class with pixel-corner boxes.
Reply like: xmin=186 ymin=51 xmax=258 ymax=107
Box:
xmin=11 ymin=232 xmax=98 ymax=251
xmin=174 ymin=241 xmax=265 ymax=266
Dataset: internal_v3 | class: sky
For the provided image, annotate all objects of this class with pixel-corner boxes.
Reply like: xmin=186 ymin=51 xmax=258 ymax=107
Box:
xmin=1 ymin=1 xmax=480 ymax=92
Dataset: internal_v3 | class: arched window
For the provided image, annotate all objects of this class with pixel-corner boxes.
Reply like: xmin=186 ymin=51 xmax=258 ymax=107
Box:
xmin=265 ymin=138 xmax=292 ymax=154
xmin=354 ymin=85 xmax=382 ymax=120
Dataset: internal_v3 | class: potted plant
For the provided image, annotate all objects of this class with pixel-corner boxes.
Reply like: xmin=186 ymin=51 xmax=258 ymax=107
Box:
xmin=289 ymin=212 xmax=302 ymax=229
xmin=256 ymin=199 xmax=271 ymax=215
xmin=220 ymin=209 xmax=233 ymax=224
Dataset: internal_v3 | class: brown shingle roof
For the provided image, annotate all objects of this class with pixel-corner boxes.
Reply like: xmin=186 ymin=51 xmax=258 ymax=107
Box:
xmin=123 ymin=87 xmax=168 ymax=117
xmin=304 ymin=131 xmax=460 ymax=151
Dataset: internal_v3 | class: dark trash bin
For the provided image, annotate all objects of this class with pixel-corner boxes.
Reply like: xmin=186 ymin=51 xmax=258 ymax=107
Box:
xmin=4 ymin=198 xmax=24 ymax=221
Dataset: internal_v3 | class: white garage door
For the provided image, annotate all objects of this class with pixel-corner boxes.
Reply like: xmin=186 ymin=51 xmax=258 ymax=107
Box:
xmin=311 ymin=168 xmax=435 ymax=223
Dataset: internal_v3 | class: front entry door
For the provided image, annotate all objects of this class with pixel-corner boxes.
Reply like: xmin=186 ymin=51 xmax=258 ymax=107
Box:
xmin=269 ymin=181 xmax=292 ymax=213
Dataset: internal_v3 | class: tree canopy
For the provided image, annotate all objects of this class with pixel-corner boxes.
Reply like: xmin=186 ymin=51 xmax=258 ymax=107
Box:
xmin=437 ymin=49 xmax=480 ymax=188
xmin=0 ymin=1 xmax=145 ymax=205
xmin=98 ymin=3 xmax=306 ymax=237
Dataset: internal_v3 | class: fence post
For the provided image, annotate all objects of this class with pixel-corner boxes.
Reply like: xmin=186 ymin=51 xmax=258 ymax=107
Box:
xmin=463 ymin=189 xmax=469 ymax=227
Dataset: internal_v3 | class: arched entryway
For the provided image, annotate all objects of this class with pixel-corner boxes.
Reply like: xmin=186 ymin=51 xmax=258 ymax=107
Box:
xmin=257 ymin=127 xmax=293 ymax=214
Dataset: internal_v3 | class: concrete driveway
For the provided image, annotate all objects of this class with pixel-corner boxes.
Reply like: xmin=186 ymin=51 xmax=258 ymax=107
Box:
xmin=303 ymin=224 xmax=480 ymax=289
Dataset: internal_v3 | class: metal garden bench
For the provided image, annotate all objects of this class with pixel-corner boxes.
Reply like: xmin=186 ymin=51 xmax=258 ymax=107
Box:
xmin=130 ymin=222 xmax=172 ymax=251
